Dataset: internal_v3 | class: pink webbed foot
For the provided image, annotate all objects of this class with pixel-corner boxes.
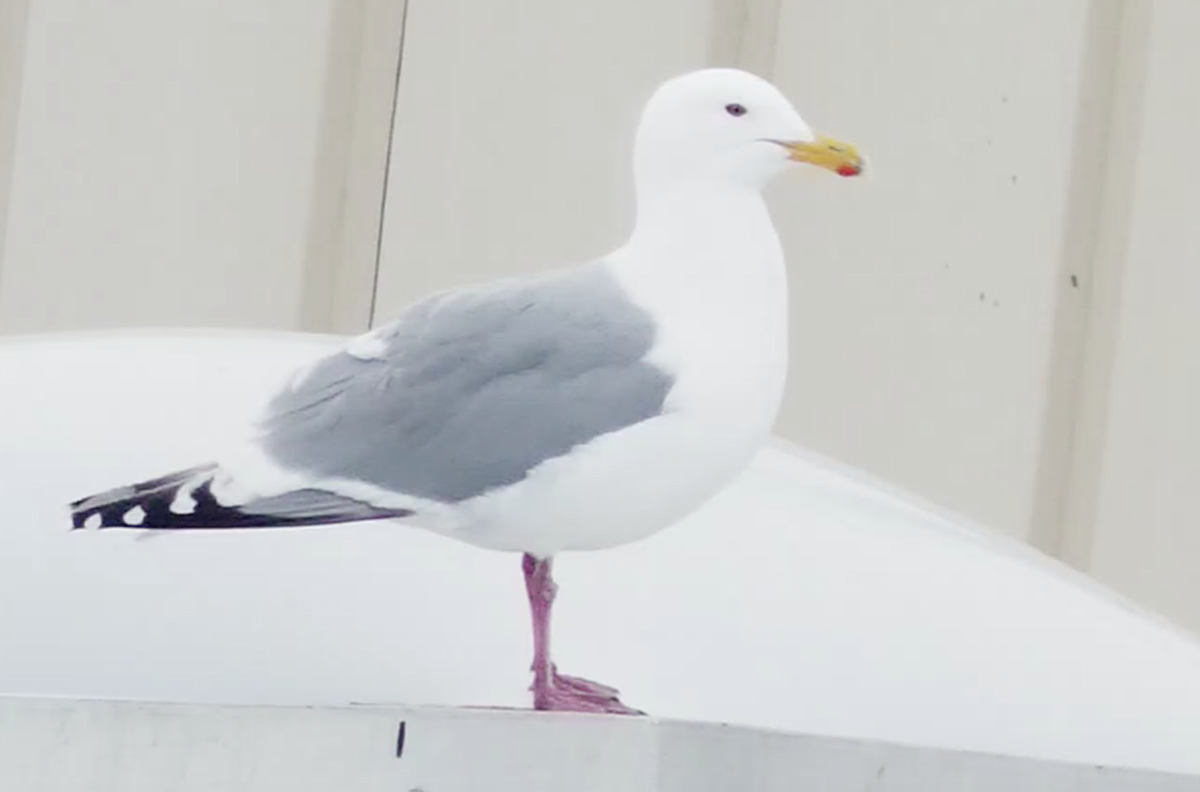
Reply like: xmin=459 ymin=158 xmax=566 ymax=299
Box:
xmin=554 ymin=672 xmax=620 ymax=699
xmin=532 ymin=668 xmax=644 ymax=715
xmin=522 ymin=553 xmax=645 ymax=716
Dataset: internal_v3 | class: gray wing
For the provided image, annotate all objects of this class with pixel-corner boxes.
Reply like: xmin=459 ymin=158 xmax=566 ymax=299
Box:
xmin=254 ymin=262 xmax=673 ymax=504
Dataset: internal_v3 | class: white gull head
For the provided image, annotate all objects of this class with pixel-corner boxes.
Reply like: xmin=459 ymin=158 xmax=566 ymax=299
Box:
xmin=631 ymin=68 xmax=864 ymax=192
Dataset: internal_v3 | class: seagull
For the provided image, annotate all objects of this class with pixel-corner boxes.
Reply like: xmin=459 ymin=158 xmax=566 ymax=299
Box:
xmin=68 ymin=68 xmax=864 ymax=715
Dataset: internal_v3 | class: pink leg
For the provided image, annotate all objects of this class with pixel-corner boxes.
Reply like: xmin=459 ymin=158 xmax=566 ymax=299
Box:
xmin=522 ymin=553 xmax=643 ymax=715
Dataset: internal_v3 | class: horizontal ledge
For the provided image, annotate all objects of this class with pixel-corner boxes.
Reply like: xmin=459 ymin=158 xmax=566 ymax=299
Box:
xmin=1 ymin=696 xmax=1196 ymax=790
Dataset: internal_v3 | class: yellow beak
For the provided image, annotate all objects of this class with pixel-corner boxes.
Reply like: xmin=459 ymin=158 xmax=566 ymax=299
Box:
xmin=776 ymin=135 xmax=864 ymax=177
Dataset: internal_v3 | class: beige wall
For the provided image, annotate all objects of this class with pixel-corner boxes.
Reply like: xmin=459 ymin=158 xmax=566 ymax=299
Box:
xmin=0 ymin=0 xmax=1197 ymax=631
xmin=0 ymin=0 xmax=393 ymax=334
xmin=768 ymin=0 xmax=1098 ymax=542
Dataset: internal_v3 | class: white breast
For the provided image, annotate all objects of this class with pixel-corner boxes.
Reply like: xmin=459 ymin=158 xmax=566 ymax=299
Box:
xmin=614 ymin=189 xmax=790 ymax=438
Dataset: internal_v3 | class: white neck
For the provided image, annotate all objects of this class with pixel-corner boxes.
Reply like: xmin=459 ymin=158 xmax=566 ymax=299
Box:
xmin=612 ymin=183 xmax=784 ymax=300
xmin=607 ymin=183 xmax=791 ymax=436
xmin=628 ymin=183 xmax=769 ymax=247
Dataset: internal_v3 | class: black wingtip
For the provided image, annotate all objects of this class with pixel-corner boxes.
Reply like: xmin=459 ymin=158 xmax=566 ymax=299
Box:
xmin=68 ymin=505 xmax=93 ymax=531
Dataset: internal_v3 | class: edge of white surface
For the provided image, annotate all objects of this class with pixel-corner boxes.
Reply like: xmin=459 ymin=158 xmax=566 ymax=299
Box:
xmin=0 ymin=324 xmax=348 ymax=348
xmin=3 ymin=697 xmax=1199 ymax=791
xmin=764 ymin=433 xmax=1200 ymax=650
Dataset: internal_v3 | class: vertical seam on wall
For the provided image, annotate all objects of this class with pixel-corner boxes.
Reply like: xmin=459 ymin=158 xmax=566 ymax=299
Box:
xmin=1028 ymin=0 xmax=1154 ymax=564
xmin=301 ymin=0 xmax=408 ymax=335
xmin=1026 ymin=0 xmax=1125 ymax=555
xmin=739 ymin=0 xmax=783 ymax=77
xmin=708 ymin=0 xmax=783 ymax=76
xmin=707 ymin=0 xmax=748 ymax=67
xmin=0 ymin=0 xmax=32 ymax=321
xmin=1054 ymin=0 xmax=1155 ymax=570
xmin=297 ymin=0 xmax=368 ymax=333
xmin=366 ymin=0 xmax=410 ymax=329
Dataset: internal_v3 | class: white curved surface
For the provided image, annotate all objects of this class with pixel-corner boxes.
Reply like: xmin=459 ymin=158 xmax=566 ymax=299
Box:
xmin=1 ymin=330 xmax=1199 ymax=776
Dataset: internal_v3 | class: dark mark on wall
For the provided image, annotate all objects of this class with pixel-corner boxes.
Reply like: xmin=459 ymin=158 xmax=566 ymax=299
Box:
xmin=1011 ymin=174 xmax=1018 ymax=184
xmin=1071 ymin=274 xmax=1079 ymax=288
xmin=979 ymin=292 xmax=985 ymax=302
xmin=396 ymin=721 xmax=407 ymax=758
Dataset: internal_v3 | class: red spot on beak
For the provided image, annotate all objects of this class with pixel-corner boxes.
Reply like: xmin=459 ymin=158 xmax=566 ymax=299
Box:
xmin=837 ymin=164 xmax=862 ymax=177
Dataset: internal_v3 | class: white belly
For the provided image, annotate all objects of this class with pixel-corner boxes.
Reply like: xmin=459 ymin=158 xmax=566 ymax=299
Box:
xmin=452 ymin=408 xmax=769 ymax=555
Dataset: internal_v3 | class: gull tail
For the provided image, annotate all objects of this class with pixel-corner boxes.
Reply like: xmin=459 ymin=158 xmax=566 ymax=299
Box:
xmin=69 ymin=464 xmax=413 ymax=531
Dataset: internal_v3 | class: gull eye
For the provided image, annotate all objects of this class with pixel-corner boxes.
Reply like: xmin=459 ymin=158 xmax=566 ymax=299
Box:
xmin=724 ymin=103 xmax=747 ymax=117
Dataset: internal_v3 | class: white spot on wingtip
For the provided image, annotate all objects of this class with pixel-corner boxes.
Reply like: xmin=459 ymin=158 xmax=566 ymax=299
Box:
xmin=210 ymin=470 xmax=254 ymax=507
xmin=83 ymin=514 xmax=102 ymax=530
xmin=123 ymin=506 xmax=146 ymax=526
xmin=170 ymin=489 xmax=197 ymax=515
